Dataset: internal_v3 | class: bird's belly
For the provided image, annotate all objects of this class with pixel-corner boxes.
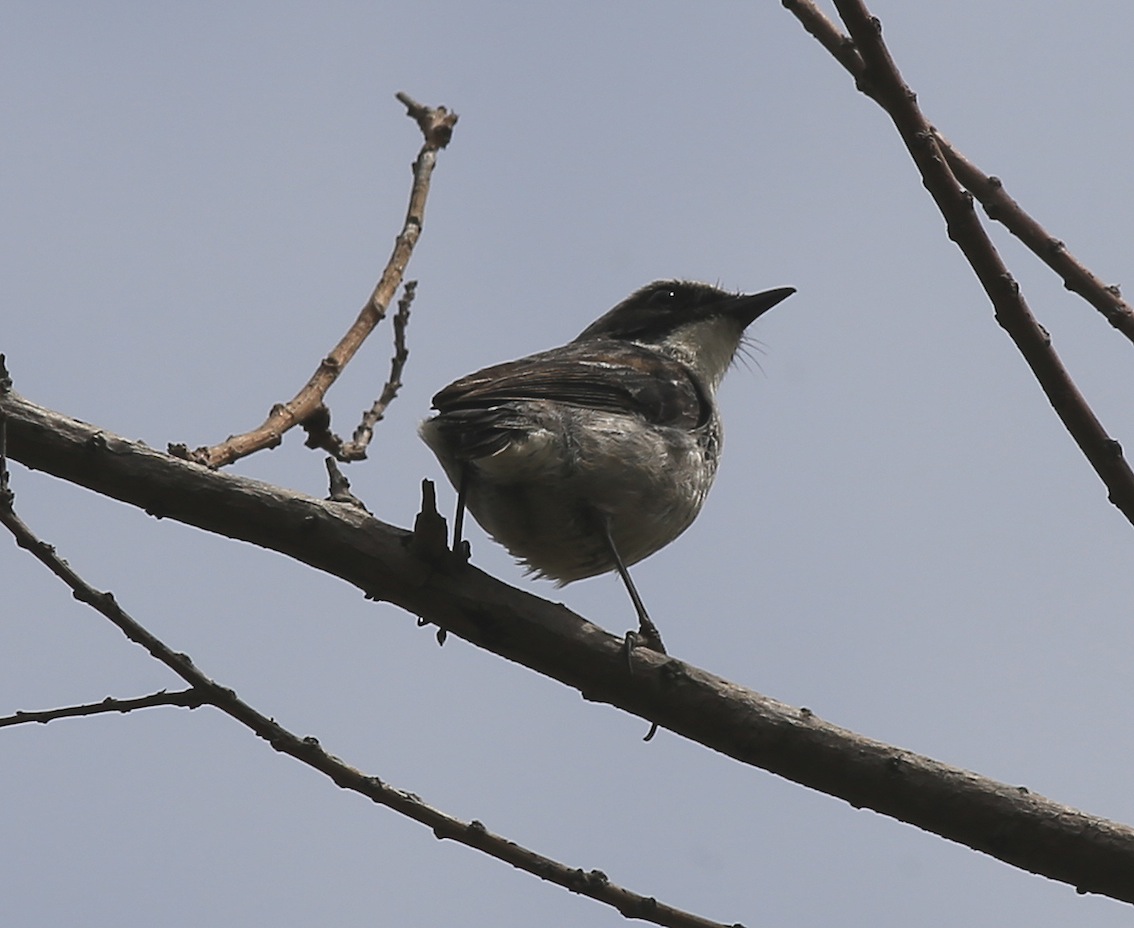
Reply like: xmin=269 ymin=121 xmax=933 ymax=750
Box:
xmin=465 ymin=409 xmax=720 ymax=583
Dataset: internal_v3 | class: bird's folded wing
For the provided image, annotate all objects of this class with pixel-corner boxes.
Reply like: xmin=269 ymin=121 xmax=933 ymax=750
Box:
xmin=430 ymin=341 xmax=709 ymax=429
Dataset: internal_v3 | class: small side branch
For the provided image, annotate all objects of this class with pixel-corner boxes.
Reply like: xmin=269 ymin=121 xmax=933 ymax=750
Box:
xmin=338 ymin=280 xmax=415 ymax=461
xmin=171 ymin=96 xmax=456 ymax=470
xmin=324 ymin=458 xmax=370 ymax=511
xmin=0 ymin=688 xmax=205 ymax=728
xmin=932 ymin=135 xmax=1134 ymax=340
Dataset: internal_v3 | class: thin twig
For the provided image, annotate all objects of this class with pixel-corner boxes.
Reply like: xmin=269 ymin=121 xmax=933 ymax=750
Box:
xmin=790 ymin=0 xmax=1134 ymax=525
xmin=0 ymin=464 xmax=737 ymax=928
xmin=324 ymin=458 xmax=370 ymax=511
xmin=170 ymin=95 xmax=456 ymax=469
xmin=0 ymin=689 xmax=205 ymax=728
xmin=932 ymin=134 xmax=1134 ymax=340
xmin=783 ymin=0 xmax=863 ymax=72
xmin=339 ymin=280 xmax=415 ymax=460
xmin=395 ymin=92 xmax=458 ymax=149
xmin=782 ymin=0 xmax=1134 ymax=343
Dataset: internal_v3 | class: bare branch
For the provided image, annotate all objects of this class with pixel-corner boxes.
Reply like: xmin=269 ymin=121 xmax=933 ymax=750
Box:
xmin=783 ymin=0 xmax=863 ymax=72
xmin=931 ymin=135 xmax=1134 ymax=340
xmin=170 ymin=96 xmax=455 ymax=470
xmin=324 ymin=458 xmax=370 ymax=511
xmin=0 ymin=689 xmax=205 ymax=728
xmin=395 ymin=91 xmax=458 ymax=149
xmin=339 ymin=280 xmax=415 ymax=461
xmin=5 ymin=388 xmax=1134 ymax=903
xmin=0 ymin=466 xmax=737 ymax=928
xmin=788 ymin=0 xmax=1134 ymax=526
xmin=782 ymin=0 xmax=1134 ymax=343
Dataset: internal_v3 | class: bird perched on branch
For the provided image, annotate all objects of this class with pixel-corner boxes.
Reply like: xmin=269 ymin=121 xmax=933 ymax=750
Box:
xmin=420 ymin=279 xmax=794 ymax=656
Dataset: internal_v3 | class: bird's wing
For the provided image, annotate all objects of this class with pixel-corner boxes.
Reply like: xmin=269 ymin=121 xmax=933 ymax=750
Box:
xmin=431 ymin=341 xmax=709 ymax=430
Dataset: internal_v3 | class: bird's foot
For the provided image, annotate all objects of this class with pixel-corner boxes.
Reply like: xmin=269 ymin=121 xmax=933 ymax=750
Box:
xmin=624 ymin=617 xmax=667 ymax=666
xmin=622 ymin=620 xmax=666 ymax=742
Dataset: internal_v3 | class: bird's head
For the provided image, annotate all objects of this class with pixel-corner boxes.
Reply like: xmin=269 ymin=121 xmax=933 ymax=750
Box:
xmin=573 ymin=280 xmax=795 ymax=391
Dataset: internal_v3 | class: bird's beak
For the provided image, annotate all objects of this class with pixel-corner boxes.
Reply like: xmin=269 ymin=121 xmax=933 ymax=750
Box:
xmin=724 ymin=287 xmax=796 ymax=327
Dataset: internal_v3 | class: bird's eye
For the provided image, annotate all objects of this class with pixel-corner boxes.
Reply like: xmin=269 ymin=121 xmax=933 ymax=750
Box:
xmin=650 ymin=288 xmax=678 ymax=306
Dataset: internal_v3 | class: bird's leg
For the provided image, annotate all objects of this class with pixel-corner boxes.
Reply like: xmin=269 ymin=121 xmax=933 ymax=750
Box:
xmin=453 ymin=465 xmax=468 ymax=548
xmin=599 ymin=518 xmax=667 ymax=656
xmin=599 ymin=517 xmax=664 ymax=742
xmin=452 ymin=464 xmax=471 ymax=562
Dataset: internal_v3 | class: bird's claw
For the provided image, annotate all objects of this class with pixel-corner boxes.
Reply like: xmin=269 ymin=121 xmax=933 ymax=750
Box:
xmin=623 ymin=624 xmax=665 ymax=742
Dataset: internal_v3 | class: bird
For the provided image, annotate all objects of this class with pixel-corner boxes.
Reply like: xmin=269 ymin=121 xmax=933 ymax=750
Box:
xmin=419 ymin=279 xmax=795 ymax=656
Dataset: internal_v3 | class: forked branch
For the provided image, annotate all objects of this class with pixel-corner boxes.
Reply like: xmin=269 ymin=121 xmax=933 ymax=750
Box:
xmin=783 ymin=0 xmax=1134 ymax=341
xmin=170 ymin=95 xmax=455 ymax=469
xmin=785 ymin=0 xmax=1134 ymax=526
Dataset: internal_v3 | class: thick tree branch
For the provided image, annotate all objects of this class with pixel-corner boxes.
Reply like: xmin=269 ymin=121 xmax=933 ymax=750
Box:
xmin=4 ymin=387 xmax=1134 ymax=903
xmin=0 ymin=490 xmax=728 ymax=928
xmin=170 ymin=95 xmax=455 ymax=469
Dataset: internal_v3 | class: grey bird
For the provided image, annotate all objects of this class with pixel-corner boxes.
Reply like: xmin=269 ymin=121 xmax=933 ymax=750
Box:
xmin=420 ymin=279 xmax=794 ymax=656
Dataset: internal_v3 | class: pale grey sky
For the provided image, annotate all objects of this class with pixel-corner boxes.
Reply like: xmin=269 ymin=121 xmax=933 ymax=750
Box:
xmin=3 ymin=3 xmax=1133 ymax=926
